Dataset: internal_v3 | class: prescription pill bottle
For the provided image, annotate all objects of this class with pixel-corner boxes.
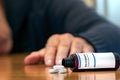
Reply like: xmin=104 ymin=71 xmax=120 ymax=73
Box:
xmin=62 ymin=52 xmax=120 ymax=72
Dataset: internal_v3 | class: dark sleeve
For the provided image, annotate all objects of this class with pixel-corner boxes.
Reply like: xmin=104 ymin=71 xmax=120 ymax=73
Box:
xmin=47 ymin=0 xmax=120 ymax=54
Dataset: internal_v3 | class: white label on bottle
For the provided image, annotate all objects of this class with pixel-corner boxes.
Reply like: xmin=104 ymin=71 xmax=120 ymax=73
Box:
xmin=76 ymin=52 xmax=115 ymax=69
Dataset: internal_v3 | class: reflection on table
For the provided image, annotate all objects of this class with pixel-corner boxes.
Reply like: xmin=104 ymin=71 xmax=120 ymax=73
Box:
xmin=0 ymin=53 xmax=120 ymax=80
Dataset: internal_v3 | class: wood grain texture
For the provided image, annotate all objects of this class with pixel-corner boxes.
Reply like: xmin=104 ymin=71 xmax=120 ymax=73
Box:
xmin=0 ymin=53 xmax=120 ymax=80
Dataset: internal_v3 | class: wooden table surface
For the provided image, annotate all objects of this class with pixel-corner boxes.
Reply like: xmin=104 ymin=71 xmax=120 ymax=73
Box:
xmin=0 ymin=53 xmax=120 ymax=80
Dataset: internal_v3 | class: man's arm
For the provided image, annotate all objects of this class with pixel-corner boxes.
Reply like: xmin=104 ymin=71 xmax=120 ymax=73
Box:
xmin=0 ymin=0 xmax=12 ymax=54
xmin=24 ymin=0 xmax=120 ymax=66
xmin=47 ymin=0 xmax=120 ymax=54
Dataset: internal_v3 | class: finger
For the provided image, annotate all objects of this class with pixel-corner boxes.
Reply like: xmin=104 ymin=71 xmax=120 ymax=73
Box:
xmin=0 ymin=36 xmax=12 ymax=54
xmin=55 ymin=34 xmax=73 ymax=65
xmin=70 ymin=38 xmax=83 ymax=55
xmin=24 ymin=48 xmax=45 ymax=65
xmin=0 ymin=34 xmax=10 ymax=46
xmin=83 ymin=44 xmax=95 ymax=53
xmin=45 ymin=34 xmax=59 ymax=66
xmin=0 ymin=38 xmax=12 ymax=54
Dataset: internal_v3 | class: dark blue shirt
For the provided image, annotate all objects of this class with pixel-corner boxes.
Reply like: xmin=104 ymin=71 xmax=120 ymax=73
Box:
xmin=5 ymin=0 xmax=120 ymax=54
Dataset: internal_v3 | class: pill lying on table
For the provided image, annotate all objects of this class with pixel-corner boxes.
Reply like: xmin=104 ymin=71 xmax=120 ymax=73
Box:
xmin=53 ymin=65 xmax=65 ymax=70
xmin=49 ymin=69 xmax=58 ymax=73
xmin=49 ymin=65 xmax=67 ymax=74
xmin=58 ymin=69 xmax=67 ymax=74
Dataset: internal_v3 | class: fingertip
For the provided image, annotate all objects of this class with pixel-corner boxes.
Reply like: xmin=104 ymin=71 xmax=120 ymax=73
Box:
xmin=45 ymin=59 xmax=54 ymax=67
xmin=24 ymin=52 xmax=43 ymax=65
xmin=24 ymin=55 xmax=33 ymax=65
xmin=56 ymin=59 xmax=62 ymax=65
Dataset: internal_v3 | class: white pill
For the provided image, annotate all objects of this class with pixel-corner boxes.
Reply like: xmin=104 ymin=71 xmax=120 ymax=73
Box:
xmin=59 ymin=69 xmax=67 ymax=74
xmin=53 ymin=65 xmax=65 ymax=70
xmin=49 ymin=69 xmax=58 ymax=73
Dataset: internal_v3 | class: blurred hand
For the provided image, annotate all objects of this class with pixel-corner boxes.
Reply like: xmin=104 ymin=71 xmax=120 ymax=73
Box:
xmin=0 ymin=25 xmax=12 ymax=54
xmin=0 ymin=3 xmax=13 ymax=54
xmin=24 ymin=33 xmax=94 ymax=66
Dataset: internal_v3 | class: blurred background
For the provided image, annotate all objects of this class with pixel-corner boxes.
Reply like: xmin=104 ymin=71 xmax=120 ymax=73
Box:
xmin=83 ymin=0 xmax=120 ymax=27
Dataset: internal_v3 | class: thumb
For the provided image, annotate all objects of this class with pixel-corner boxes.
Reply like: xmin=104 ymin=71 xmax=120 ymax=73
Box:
xmin=24 ymin=48 xmax=45 ymax=65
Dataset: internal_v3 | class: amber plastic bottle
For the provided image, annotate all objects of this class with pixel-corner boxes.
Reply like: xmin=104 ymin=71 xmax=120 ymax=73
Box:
xmin=62 ymin=52 xmax=120 ymax=72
